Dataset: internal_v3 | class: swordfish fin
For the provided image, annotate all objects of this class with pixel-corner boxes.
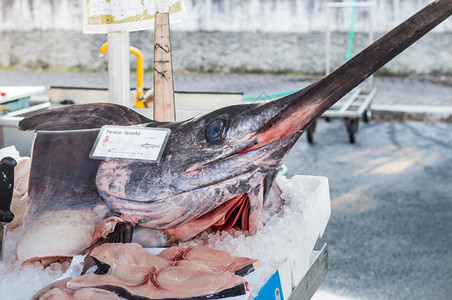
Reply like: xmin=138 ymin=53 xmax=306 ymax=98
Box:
xmin=18 ymin=103 xmax=153 ymax=131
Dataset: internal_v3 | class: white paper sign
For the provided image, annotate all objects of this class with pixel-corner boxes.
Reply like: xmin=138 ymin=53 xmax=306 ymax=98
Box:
xmin=83 ymin=0 xmax=186 ymax=34
xmin=90 ymin=125 xmax=170 ymax=162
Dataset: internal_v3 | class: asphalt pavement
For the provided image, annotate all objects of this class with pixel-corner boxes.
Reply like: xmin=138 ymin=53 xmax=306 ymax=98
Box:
xmin=1 ymin=70 xmax=451 ymax=299
xmin=286 ymin=119 xmax=452 ymax=300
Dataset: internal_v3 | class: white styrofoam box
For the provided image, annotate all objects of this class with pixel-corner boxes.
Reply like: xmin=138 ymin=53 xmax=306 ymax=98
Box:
xmin=287 ymin=175 xmax=330 ymax=288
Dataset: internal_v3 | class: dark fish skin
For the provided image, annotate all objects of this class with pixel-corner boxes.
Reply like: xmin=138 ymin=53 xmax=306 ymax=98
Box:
xmin=18 ymin=103 xmax=152 ymax=131
xmin=90 ymin=284 xmax=246 ymax=300
xmin=17 ymin=0 xmax=452 ymax=251
xmin=25 ymin=130 xmax=102 ymax=212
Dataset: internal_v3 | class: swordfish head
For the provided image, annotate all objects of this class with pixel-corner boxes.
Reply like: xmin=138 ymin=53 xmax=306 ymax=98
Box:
xmin=18 ymin=83 xmax=324 ymax=238
xmin=95 ymin=86 xmax=322 ymax=234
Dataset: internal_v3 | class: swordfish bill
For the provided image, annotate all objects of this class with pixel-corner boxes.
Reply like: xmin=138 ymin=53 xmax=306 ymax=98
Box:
xmin=16 ymin=0 xmax=452 ymax=253
xmin=259 ymin=0 xmax=452 ymax=136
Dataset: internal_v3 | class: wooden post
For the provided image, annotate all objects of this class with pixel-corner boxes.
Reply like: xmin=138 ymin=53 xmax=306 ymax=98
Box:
xmin=153 ymin=1 xmax=176 ymax=122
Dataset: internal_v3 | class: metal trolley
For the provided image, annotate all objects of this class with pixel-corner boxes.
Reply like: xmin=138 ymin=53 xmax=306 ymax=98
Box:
xmin=308 ymin=1 xmax=377 ymax=144
xmin=306 ymin=86 xmax=376 ymax=144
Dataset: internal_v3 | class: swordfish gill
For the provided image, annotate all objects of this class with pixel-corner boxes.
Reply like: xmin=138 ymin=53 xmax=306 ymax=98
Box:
xmin=15 ymin=0 xmax=452 ymax=263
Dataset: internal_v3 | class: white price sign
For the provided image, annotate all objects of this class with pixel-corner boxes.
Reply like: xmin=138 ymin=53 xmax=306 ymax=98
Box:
xmin=90 ymin=125 xmax=170 ymax=162
xmin=83 ymin=0 xmax=186 ymax=33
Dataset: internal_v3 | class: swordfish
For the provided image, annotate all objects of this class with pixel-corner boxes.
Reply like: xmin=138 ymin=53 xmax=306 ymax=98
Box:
xmin=16 ymin=0 xmax=452 ymax=263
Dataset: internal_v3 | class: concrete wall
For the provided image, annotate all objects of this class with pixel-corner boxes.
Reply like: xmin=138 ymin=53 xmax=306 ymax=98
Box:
xmin=0 ymin=0 xmax=451 ymax=75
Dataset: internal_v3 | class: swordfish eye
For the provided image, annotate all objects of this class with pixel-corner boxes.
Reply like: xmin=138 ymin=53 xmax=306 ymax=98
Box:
xmin=206 ymin=119 xmax=226 ymax=142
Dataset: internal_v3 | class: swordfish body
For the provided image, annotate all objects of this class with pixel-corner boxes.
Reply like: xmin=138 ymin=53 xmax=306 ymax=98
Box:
xmin=16 ymin=0 xmax=452 ymax=261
